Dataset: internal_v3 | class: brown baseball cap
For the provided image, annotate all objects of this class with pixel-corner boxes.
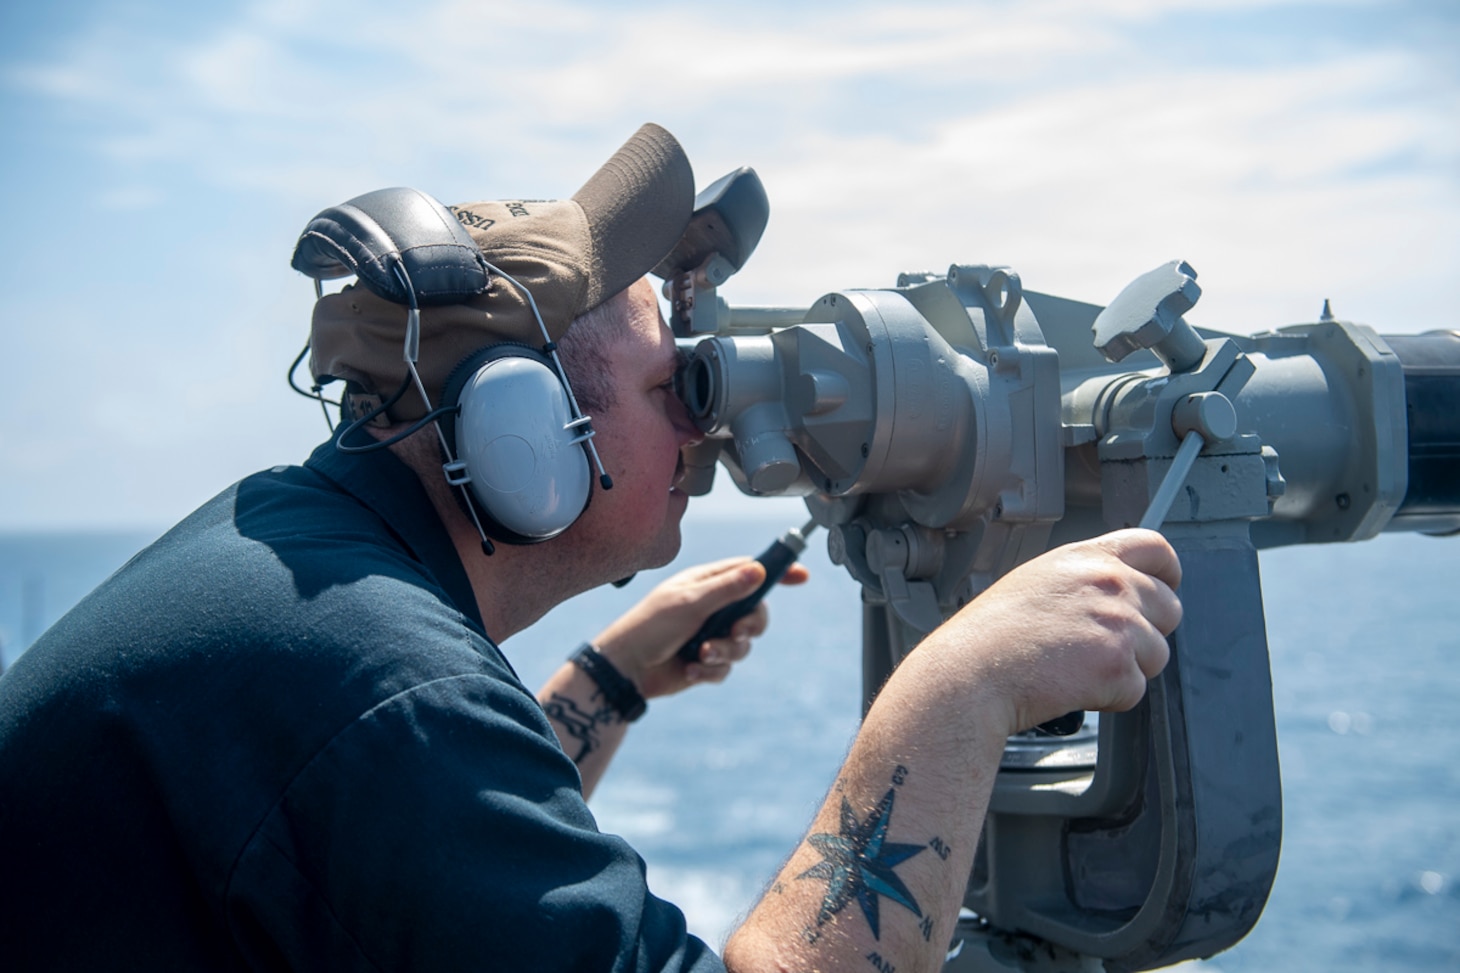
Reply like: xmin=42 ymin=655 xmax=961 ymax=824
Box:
xmin=308 ymin=122 xmax=695 ymax=421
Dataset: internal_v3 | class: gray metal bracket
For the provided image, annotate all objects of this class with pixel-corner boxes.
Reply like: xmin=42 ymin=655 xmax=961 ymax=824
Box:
xmin=964 ymin=524 xmax=1282 ymax=971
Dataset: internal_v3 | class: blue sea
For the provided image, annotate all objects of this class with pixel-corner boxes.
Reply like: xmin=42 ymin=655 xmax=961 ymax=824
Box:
xmin=1 ymin=512 xmax=1456 ymax=970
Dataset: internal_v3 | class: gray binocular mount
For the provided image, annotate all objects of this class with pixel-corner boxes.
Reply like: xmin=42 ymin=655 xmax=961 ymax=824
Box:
xmin=658 ymin=169 xmax=1460 ymax=972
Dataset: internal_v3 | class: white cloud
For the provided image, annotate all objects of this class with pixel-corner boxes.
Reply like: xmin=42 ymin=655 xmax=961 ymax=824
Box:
xmin=709 ymin=40 xmax=1456 ymax=332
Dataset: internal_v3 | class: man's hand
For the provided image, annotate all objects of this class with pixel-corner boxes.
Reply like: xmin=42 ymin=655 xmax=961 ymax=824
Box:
xmin=539 ymin=556 xmax=808 ymax=799
xmin=594 ymin=557 xmax=811 ymax=699
xmin=917 ymin=527 xmax=1182 ymax=739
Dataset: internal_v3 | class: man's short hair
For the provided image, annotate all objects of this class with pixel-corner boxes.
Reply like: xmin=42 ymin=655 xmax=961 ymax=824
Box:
xmin=556 ymin=290 xmax=633 ymax=417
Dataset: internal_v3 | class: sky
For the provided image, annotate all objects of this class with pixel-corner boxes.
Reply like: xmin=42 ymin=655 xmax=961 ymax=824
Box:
xmin=0 ymin=0 xmax=1456 ymax=530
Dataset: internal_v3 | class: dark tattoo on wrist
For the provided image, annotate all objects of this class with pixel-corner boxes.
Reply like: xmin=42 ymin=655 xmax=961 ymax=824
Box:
xmin=542 ymin=692 xmax=618 ymax=763
xmin=798 ymin=787 xmax=925 ymax=940
xmin=867 ymin=951 xmax=897 ymax=973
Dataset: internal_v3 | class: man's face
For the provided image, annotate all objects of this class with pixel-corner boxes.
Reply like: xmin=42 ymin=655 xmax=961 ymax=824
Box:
xmin=564 ymin=278 xmax=701 ymax=578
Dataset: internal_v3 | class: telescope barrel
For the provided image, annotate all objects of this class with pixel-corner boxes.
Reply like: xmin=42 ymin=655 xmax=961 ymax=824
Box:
xmin=1388 ymin=331 xmax=1460 ymax=526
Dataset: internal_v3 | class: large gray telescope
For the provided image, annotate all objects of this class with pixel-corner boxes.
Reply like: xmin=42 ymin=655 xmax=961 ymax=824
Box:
xmin=659 ymin=170 xmax=1459 ymax=972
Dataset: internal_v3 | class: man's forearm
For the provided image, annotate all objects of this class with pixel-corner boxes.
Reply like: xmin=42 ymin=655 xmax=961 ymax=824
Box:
xmin=725 ymin=647 xmax=1009 ymax=973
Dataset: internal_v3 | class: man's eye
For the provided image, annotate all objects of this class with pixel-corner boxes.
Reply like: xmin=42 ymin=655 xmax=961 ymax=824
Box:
xmin=670 ymin=353 xmax=691 ymax=403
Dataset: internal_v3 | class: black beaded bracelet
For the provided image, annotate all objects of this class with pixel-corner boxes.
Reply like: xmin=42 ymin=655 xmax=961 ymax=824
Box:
xmin=570 ymin=643 xmax=647 ymax=723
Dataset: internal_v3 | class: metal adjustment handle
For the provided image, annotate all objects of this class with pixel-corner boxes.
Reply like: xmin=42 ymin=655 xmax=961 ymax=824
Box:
xmin=1139 ymin=391 xmax=1238 ymax=529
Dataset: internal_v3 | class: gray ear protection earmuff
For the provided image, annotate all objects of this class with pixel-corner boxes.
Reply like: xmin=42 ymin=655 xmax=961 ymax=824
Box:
xmin=289 ymin=186 xmax=612 ymax=555
xmin=438 ymin=343 xmax=595 ymax=544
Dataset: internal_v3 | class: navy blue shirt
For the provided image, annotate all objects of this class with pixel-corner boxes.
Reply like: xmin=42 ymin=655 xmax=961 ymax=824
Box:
xmin=0 ymin=440 xmax=721 ymax=972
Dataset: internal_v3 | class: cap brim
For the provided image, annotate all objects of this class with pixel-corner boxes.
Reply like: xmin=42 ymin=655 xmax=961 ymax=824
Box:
xmin=573 ymin=123 xmax=695 ymax=311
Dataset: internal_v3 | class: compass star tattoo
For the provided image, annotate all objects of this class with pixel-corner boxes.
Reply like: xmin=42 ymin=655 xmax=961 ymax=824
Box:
xmin=797 ymin=788 xmax=925 ymax=939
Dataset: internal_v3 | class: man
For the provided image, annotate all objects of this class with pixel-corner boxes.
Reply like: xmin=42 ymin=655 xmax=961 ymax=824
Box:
xmin=0 ymin=124 xmax=1180 ymax=972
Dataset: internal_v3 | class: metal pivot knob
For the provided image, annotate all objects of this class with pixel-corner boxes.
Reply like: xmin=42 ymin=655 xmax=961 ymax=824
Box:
xmin=1139 ymin=392 xmax=1238 ymax=529
xmin=1093 ymin=260 xmax=1209 ymax=373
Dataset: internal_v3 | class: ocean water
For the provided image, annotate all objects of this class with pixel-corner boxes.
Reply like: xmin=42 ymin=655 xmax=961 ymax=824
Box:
xmin=1 ymin=512 xmax=1456 ymax=970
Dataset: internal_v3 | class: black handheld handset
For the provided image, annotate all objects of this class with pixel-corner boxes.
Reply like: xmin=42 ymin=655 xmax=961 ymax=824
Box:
xmin=1034 ymin=710 xmax=1086 ymax=736
xmin=676 ymin=520 xmax=818 ymax=664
